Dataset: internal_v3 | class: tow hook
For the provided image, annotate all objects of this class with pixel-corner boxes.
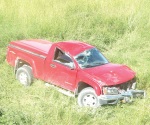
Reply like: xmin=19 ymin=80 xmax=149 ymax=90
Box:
xmin=122 ymin=96 xmax=132 ymax=103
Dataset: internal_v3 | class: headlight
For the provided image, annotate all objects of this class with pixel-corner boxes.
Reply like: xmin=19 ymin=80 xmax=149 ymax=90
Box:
xmin=103 ymin=87 xmax=119 ymax=95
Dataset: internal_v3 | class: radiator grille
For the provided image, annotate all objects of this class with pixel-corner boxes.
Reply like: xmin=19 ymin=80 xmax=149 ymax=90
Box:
xmin=112 ymin=77 xmax=136 ymax=91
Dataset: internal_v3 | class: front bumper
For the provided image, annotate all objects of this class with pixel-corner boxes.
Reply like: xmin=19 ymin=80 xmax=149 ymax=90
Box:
xmin=98 ymin=89 xmax=146 ymax=105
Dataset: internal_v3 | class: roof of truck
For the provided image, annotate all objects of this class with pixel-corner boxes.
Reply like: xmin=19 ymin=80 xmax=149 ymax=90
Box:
xmin=55 ymin=41 xmax=93 ymax=56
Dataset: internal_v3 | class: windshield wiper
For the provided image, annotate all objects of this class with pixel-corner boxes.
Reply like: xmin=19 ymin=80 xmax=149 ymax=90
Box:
xmin=93 ymin=62 xmax=107 ymax=66
xmin=82 ymin=62 xmax=108 ymax=68
xmin=81 ymin=65 xmax=95 ymax=68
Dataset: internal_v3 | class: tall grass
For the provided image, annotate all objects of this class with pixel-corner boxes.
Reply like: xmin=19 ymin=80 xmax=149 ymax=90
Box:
xmin=0 ymin=0 xmax=150 ymax=124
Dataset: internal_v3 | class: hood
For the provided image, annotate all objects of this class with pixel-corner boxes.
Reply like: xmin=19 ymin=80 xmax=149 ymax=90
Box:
xmin=83 ymin=63 xmax=135 ymax=86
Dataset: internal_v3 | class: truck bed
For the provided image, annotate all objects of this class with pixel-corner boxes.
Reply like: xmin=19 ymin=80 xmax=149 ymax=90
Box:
xmin=10 ymin=39 xmax=53 ymax=57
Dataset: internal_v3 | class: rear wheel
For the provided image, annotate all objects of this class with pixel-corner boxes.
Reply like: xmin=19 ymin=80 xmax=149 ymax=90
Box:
xmin=78 ymin=87 xmax=99 ymax=107
xmin=16 ymin=65 xmax=33 ymax=86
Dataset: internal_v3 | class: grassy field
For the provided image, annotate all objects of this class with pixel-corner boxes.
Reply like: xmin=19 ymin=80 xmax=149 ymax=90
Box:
xmin=0 ymin=0 xmax=150 ymax=124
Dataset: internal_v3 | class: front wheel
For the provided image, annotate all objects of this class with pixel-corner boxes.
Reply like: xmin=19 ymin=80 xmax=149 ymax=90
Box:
xmin=16 ymin=65 xmax=33 ymax=86
xmin=78 ymin=87 xmax=99 ymax=107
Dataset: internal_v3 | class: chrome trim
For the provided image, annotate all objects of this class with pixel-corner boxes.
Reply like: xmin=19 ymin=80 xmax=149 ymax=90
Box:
xmin=9 ymin=51 xmax=16 ymax=54
xmin=9 ymin=44 xmax=46 ymax=59
xmin=98 ymin=89 xmax=145 ymax=106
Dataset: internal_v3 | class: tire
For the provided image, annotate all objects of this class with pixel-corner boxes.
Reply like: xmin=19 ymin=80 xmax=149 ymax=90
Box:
xmin=16 ymin=65 xmax=33 ymax=86
xmin=78 ymin=87 xmax=99 ymax=107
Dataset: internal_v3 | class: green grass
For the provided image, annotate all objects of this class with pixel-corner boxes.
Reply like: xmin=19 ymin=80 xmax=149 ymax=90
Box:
xmin=0 ymin=0 xmax=150 ymax=124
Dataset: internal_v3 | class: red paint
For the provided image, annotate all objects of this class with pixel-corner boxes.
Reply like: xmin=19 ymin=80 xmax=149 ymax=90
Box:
xmin=6 ymin=39 xmax=136 ymax=96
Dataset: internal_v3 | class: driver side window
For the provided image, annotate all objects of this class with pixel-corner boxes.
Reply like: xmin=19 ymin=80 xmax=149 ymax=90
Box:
xmin=54 ymin=48 xmax=73 ymax=64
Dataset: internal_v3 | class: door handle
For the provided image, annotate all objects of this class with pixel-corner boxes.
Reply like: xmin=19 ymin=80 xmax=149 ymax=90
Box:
xmin=50 ymin=64 xmax=56 ymax=68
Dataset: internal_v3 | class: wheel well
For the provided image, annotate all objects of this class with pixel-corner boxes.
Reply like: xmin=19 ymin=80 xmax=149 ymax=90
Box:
xmin=77 ymin=82 xmax=92 ymax=94
xmin=15 ymin=59 xmax=31 ymax=74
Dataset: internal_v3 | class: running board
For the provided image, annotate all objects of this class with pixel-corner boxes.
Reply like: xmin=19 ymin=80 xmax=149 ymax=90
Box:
xmin=45 ymin=83 xmax=75 ymax=97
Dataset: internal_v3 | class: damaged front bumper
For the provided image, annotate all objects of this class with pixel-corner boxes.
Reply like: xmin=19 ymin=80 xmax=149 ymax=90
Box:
xmin=98 ymin=89 xmax=146 ymax=105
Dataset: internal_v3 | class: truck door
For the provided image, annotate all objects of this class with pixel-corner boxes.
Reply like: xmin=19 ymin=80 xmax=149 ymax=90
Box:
xmin=45 ymin=48 xmax=77 ymax=91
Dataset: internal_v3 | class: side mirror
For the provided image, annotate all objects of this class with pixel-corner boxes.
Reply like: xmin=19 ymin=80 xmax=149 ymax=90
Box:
xmin=65 ymin=62 xmax=74 ymax=70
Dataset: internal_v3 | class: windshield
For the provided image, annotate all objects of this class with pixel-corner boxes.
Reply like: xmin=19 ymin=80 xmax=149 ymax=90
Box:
xmin=75 ymin=48 xmax=109 ymax=68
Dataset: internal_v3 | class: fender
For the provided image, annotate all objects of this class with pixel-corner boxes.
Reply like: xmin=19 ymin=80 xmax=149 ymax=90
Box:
xmin=75 ymin=71 xmax=102 ymax=96
xmin=76 ymin=80 xmax=101 ymax=96
xmin=72 ymin=58 xmax=103 ymax=96
xmin=15 ymin=53 xmax=37 ymax=78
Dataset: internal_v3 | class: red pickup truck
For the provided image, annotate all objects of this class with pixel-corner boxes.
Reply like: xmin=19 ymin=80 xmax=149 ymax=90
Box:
xmin=6 ymin=39 xmax=145 ymax=107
